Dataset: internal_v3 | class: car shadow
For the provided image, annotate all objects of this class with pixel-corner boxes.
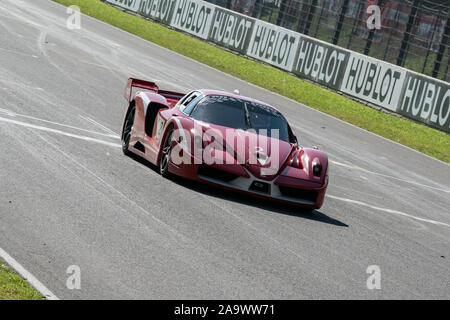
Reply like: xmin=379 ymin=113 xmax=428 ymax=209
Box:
xmin=129 ymin=154 xmax=348 ymax=228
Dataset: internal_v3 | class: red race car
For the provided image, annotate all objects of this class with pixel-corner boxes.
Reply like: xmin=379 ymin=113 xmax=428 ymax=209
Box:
xmin=121 ymin=78 xmax=329 ymax=210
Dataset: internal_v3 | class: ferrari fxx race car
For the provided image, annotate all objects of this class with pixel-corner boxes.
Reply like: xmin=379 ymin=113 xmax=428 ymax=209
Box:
xmin=121 ymin=78 xmax=328 ymax=209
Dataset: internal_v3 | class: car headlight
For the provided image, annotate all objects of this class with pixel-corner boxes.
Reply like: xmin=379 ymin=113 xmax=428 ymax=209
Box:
xmin=288 ymin=149 xmax=304 ymax=169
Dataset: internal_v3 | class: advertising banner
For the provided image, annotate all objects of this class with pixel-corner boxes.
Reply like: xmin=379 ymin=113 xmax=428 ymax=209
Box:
xmin=246 ymin=21 xmax=300 ymax=72
xmin=292 ymin=37 xmax=349 ymax=90
xmin=106 ymin=0 xmax=142 ymax=12
xmin=138 ymin=0 xmax=176 ymax=24
xmin=397 ymin=73 xmax=450 ymax=133
xmin=208 ymin=7 xmax=254 ymax=54
xmin=170 ymin=0 xmax=216 ymax=39
xmin=341 ymin=52 xmax=406 ymax=112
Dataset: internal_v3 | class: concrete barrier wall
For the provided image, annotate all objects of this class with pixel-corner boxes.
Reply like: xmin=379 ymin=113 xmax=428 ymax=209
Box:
xmin=105 ymin=0 xmax=450 ymax=133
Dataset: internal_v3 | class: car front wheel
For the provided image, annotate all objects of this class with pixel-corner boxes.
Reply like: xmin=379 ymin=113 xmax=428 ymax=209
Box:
xmin=160 ymin=128 xmax=174 ymax=177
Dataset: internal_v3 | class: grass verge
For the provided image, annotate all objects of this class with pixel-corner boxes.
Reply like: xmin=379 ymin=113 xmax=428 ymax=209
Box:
xmin=0 ymin=259 xmax=44 ymax=300
xmin=54 ymin=0 xmax=449 ymax=162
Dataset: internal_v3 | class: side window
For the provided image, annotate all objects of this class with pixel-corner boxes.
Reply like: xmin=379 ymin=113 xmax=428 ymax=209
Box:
xmin=181 ymin=92 xmax=203 ymax=115
xmin=178 ymin=91 xmax=193 ymax=107
xmin=179 ymin=91 xmax=198 ymax=113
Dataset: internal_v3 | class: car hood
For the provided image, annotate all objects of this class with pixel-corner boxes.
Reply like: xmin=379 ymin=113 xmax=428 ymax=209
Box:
xmin=198 ymin=122 xmax=294 ymax=181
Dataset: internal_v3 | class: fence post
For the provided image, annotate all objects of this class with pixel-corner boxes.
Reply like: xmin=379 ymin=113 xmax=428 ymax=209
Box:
xmin=303 ymin=0 xmax=318 ymax=35
xmin=332 ymin=0 xmax=350 ymax=45
xmin=383 ymin=3 xmax=400 ymax=60
xmin=432 ymin=12 xmax=450 ymax=78
xmin=313 ymin=0 xmax=326 ymax=38
xmin=276 ymin=0 xmax=288 ymax=26
xmin=396 ymin=0 xmax=421 ymax=67
xmin=347 ymin=0 xmax=364 ymax=49
xmin=422 ymin=15 xmax=440 ymax=74
xmin=444 ymin=54 xmax=450 ymax=81
xmin=364 ymin=0 xmax=384 ymax=55
xmin=251 ymin=0 xmax=263 ymax=19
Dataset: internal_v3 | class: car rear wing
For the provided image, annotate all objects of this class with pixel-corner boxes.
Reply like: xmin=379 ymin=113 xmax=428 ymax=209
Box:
xmin=124 ymin=78 xmax=185 ymax=106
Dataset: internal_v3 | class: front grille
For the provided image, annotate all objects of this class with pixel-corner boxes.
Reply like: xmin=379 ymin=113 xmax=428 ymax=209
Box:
xmin=279 ymin=186 xmax=318 ymax=203
xmin=197 ymin=165 xmax=239 ymax=183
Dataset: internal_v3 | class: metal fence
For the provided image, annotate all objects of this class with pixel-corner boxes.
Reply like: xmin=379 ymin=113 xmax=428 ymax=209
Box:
xmin=207 ymin=0 xmax=450 ymax=82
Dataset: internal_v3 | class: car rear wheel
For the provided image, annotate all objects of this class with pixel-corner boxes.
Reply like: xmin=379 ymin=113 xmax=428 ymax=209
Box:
xmin=122 ymin=106 xmax=135 ymax=156
xmin=160 ymin=128 xmax=174 ymax=178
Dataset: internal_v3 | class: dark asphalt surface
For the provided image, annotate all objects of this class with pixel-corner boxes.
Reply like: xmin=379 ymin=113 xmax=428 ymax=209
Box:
xmin=0 ymin=0 xmax=449 ymax=299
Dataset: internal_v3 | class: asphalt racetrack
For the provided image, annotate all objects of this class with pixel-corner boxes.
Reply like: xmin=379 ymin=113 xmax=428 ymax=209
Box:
xmin=0 ymin=0 xmax=449 ymax=299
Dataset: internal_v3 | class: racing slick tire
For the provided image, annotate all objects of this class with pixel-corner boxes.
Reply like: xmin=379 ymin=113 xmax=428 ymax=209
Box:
xmin=160 ymin=127 xmax=174 ymax=178
xmin=122 ymin=105 xmax=135 ymax=156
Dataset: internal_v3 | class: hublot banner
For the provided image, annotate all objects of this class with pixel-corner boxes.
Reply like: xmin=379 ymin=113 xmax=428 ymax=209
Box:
xmin=292 ymin=37 xmax=349 ymax=90
xmin=398 ymin=73 xmax=450 ymax=132
xmin=246 ymin=21 xmax=299 ymax=71
xmin=208 ymin=8 xmax=254 ymax=54
xmin=341 ymin=53 xmax=406 ymax=112
xmin=106 ymin=0 xmax=142 ymax=11
xmin=170 ymin=0 xmax=215 ymax=39
xmin=138 ymin=0 xmax=175 ymax=24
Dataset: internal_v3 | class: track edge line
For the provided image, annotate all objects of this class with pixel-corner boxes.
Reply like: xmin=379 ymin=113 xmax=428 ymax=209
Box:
xmin=0 ymin=247 xmax=59 ymax=300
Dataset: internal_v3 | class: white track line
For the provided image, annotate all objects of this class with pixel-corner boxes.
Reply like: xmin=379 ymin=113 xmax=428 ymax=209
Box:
xmin=327 ymin=194 xmax=450 ymax=228
xmin=79 ymin=115 xmax=117 ymax=136
xmin=330 ymin=160 xmax=450 ymax=194
xmin=0 ymin=47 xmax=39 ymax=58
xmin=0 ymin=108 xmax=119 ymax=139
xmin=0 ymin=247 xmax=59 ymax=300
xmin=0 ymin=116 xmax=121 ymax=148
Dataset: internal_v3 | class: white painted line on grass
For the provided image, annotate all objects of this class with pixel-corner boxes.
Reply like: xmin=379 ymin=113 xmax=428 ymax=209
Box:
xmin=0 ymin=247 xmax=59 ymax=300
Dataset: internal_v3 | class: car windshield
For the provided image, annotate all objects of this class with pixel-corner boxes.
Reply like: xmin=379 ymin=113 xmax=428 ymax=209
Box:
xmin=189 ymin=95 xmax=292 ymax=142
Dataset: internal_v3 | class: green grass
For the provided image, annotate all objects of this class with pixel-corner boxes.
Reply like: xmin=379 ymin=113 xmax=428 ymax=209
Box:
xmin=0 ymin=259 xmax=44 ymax=300
xmin=53 ymin=0 xmax=449 ymax=162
